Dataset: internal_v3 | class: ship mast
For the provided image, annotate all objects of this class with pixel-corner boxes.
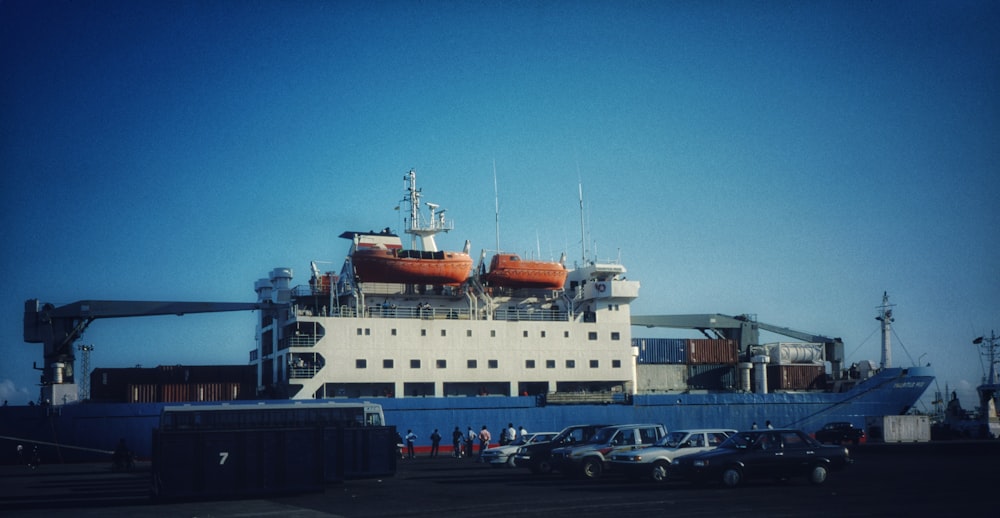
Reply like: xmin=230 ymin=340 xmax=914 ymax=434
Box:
xmin=876 ymin=292 xmax=895 ymax=369
xmin=403 ymin=169 xmax=453 ymax=252
xmin=974 ymin=331 xmax=999 ymax=386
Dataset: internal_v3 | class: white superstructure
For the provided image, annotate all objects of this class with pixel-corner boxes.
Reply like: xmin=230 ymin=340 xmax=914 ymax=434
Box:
xmin=252 ymin=260 xmax=640 ymax=400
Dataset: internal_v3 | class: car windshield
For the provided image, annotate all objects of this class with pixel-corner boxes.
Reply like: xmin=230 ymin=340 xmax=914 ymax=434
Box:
xmin=589 ymin=427 xmax=620 ymax=444
xmin=718 ymin=432 xmax=756 ymax=449
xmin=657 ymin=431 xmax=689 ymax=448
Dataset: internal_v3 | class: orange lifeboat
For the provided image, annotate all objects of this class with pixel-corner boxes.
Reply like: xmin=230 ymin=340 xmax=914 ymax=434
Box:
xmin=342 ymin=230 xmax=472 ymax=285
xmin=482 ymin=253 xmax=567 ymax=290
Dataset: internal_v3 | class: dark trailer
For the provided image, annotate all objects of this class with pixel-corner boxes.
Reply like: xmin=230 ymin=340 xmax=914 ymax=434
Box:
xmin=152 ymin=401 xmax=396 ymax=500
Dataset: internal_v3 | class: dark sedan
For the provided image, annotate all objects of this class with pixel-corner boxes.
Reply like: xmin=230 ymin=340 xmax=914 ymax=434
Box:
xmin=669 ymin=429 xmax=852 ymax=487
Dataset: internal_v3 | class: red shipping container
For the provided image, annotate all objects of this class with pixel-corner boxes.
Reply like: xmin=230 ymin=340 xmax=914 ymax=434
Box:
xmin=685 ymin=339 xmax=738 ymax=364
xmin=766 ymin=364 xmax=826 ymax=391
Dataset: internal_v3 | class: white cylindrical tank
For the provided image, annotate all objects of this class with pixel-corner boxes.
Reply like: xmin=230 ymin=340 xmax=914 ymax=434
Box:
xmin=767 ymin=342 xmax=824 ymax=365
xmin=51 ymin=362 xmax=65 ymax=384
xmin=752 ymin=355 xmax=770 ymax=394
xmin=737 ymin=362 xmax=753 ymax=392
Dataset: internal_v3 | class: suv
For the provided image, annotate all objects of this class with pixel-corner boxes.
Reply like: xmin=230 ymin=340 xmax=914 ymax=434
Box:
xmin=514 ymin=424 xmax=610 ymax=474
xmin=550 ymin=423 xmax=666 ymax=479
xmin=609 ymin=428 xmax=736 ymax=482
xmin=814 ymin=422 xmax=865 ymax=445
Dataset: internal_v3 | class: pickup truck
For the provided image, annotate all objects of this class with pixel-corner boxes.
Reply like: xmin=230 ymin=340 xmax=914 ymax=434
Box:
xmin=814 ymin=422 xmax=865 ymax=445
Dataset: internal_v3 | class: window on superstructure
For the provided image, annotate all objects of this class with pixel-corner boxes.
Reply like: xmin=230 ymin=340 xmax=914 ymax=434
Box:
xmin=491 ymin=330 xmax=496 ymax=337
xmin=540 ymin=331 xmax=546 ymax=338
xmin=356 ymin=328 xmax=363 ymax=336
xmin=441 ymin=329 xmax=447 ymax=337
xmin=467 ymin=359 xmax=477 ymax=369
xmin=466 ymin=329 xmax=472 ymax=337
xmin=546 ymin=360 xmax=555 ymax=369
xmin=383 ymin=359 xmax=393 ymax=369
xmin=365 ymin=328 xmax=371 ymax=336
xmin=590 ymin=360 xmax=599 ymax=368
xmin=391 ymin=329 xmax=397 ymax=336
xmin=588 ymin=332 xmax=598 ymax=340
xmin=608 ymin=304 xmax=613 ymax=311
xmin=356 ymin=359 xmax=367 ymax=369
xmin=410 ymin=359 xmax=421 ymax=369
xmin=564 ymin=331 xmax=570 ymax=338
xmin=488 ymin=360 xmax=498 ymax=369
xmin=421 ymin=329 xmax=427 ymax=337
xmin=611 ymin=332 xmax=620 ymax=341
xmin=612 ymin=359 xmax=621 ymax=368
xmin=526 ymin=360 xmax=535 ymax=369
xmin=566 ymin=360 xmax=576 ymax=368
xmin=437 ymin=359 xmax=447 ymax=368
xmin=523 ymin=330 xmax=529 ymax=338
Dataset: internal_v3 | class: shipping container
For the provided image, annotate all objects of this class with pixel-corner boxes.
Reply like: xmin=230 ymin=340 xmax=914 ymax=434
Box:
xmin=152 ymin=425 xmax=398 ymax=500
xmin=152 ymin=427 xmax=325 ymax=500
xmin=864 ymin=415 xmax=931 ymax=443
xmin=93 ymin=365 xmax=255 ymax=403
xmin=765 ymin=364 xmax=826 ymax=391
xmin=636 ymin=364 xmax=688 ymax=392
xmin=763 ymin=342 xmax=825 ymax=365
xmin=686 ymin=364 xmax=737 ymax=390
xmin=686 ymin=339 xmax=739 ymax=365
xmin=633 ymin=338 xmax=686 ymax=364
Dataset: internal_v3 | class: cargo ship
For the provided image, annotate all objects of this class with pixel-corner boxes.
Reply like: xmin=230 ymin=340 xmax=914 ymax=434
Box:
xmin=1 ymin=171 xmax=935 ymax=463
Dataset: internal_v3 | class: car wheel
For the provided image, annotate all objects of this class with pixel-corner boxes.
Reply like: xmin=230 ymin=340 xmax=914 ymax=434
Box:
xmin=721 ymin=467 xmax=743 ymax=488
xmin=651 ymin=460 xmax=671 ymax=483
xmin=582 ymin=458 xmax=603 ymax=479
xmin=808 ymin=464 xmax=829 ymax=485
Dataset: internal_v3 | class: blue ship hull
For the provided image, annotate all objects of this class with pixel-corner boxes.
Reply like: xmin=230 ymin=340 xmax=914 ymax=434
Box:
xmin=0 ymin=366 xmax=932 ymax=464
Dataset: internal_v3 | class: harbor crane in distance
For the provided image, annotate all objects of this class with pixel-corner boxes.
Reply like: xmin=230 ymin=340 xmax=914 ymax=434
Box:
xmin=630 ymin=313 xmax=846 ymax=376
xmin=23 ymin=298 xmax=283 ymax=406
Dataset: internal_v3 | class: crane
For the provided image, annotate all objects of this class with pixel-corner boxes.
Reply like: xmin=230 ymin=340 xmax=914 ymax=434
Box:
xmin=23 ymin=298 xmax=283 ymax=405
xmin=631 ymin=313 xmax=846 ymax=375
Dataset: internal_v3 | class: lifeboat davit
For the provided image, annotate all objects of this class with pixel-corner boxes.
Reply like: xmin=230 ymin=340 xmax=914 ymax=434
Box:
xmin=482 ymin=253 xmax=567 ymax=290
xmin=342 ymin=230 xmax=472 ymax=285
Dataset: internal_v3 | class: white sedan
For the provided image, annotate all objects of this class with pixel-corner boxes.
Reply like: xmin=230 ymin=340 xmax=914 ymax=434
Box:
xmin=481 ymin=432 xmax=558 ymax=467
xmin=609 ymin=429 xmax=736 ymax=482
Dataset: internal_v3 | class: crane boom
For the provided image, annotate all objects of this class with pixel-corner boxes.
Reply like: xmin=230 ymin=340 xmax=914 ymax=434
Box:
xmin=23 ymin=298 xmax=282 ymax=405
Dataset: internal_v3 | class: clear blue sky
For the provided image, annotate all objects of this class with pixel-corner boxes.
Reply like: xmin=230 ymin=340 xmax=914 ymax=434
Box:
xmin=2 ymin=1 xmax=997 ymax=410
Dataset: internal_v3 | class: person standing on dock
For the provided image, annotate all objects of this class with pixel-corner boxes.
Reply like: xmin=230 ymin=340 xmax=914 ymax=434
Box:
xmin=452 ymin=427 xmax=463 ymax=457
xmin=430 ymin=429 xmax=441 ymax=457
xmin=466 ymin=427 xmax=476 ymax=459
xmin=478 ymin=425 xmax=491 ymax=460
xmin=405 ymin=429 xmax=417 ymax=459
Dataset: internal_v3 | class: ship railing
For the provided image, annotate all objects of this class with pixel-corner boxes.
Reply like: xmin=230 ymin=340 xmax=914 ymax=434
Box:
xmin=284 ymin=335 xmax=321 ymax=348
xmin=493 ymin=308 xmax=568 ymax=322
xmin=288 ymin=365 xmax=321 ymax=379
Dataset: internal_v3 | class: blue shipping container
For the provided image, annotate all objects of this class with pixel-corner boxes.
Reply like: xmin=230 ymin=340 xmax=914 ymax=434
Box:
xmin=633 ymin=338 xmax=686 ymax=364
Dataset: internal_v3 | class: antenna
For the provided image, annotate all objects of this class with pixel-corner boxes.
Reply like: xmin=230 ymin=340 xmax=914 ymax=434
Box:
xmin=578 ymin=174 xmax=586 ymax=262
xmin=493 ymin=159 xmax=500 ymax=253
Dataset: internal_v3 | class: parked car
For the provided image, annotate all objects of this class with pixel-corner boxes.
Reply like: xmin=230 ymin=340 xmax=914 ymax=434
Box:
xmin=609 ymin=428 xmax=736 ymax=482
xmin=550 ymin=423 xmax=667 ymax=479
xmin=669 ymin=429 xmax=852 ymax=487
xmin=481 ymin=432 xmax=558 ymax=467
xmin=815 ymin=421 xmax=865 ymax=445
xmin=515 ymin=424 xmax=611 ymax=474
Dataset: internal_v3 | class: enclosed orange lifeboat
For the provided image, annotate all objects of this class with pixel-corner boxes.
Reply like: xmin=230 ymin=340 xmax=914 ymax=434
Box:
xmin=482 ymin=253 xmax=567 ymax=290
xmin=342 ymin=230 xmax=472 ymax=285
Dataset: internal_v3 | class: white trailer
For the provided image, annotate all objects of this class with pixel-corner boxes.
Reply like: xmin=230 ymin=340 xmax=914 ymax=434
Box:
xmin=864 ymin=415 xmax=931 ymax=443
